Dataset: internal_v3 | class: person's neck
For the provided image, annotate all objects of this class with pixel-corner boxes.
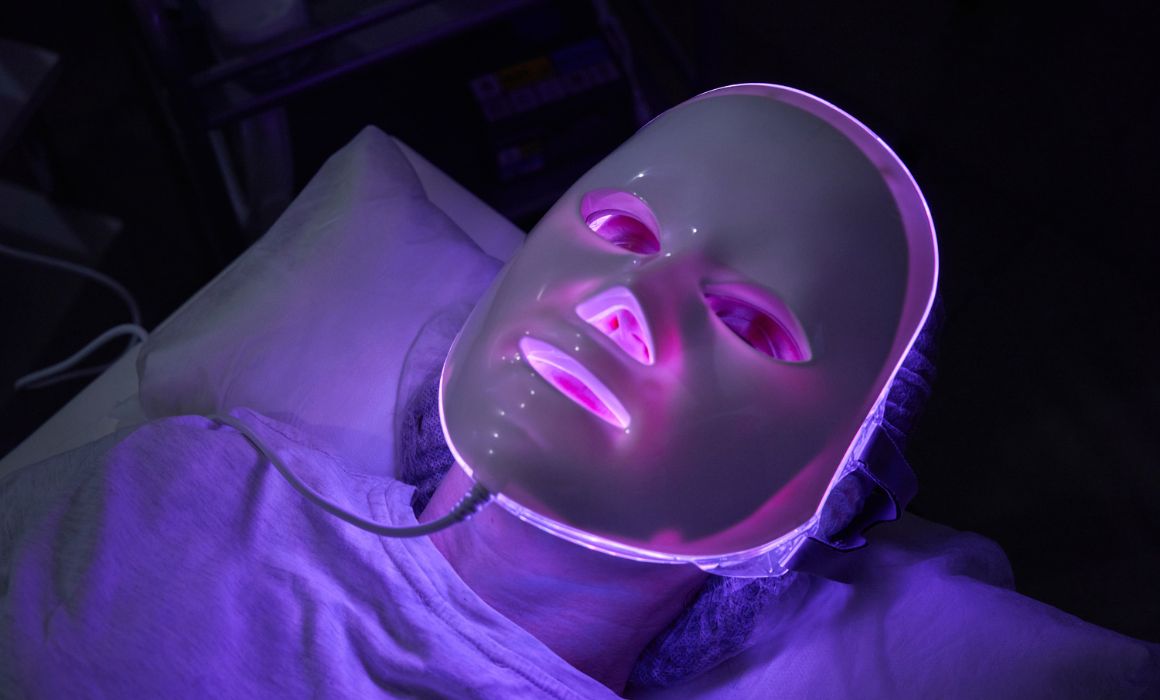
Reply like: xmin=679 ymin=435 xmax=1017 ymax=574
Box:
xmin=419 ymin=465 xmax=707 ymax=694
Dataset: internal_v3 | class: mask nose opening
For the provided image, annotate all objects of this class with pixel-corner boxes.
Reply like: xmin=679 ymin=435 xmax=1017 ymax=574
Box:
xmin=575 ymin=287 xmax=656 ymax=366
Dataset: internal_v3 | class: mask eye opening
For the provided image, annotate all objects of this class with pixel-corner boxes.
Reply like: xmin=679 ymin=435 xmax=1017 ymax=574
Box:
xmin=703 ymin=290 xmax=812 ymax=363
xmin=580 ymin=189 xmax=661 ymax=255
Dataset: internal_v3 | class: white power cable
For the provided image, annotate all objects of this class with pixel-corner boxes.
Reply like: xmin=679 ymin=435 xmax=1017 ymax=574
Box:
xmin=0 ymin=241 xmax=148 ymax=390
xmin=13 ymin=323 xmax=148 ymax=390
xmin=211 ymin=413 xmax=493 ymax=538
xmin=18 ymin=363 xmax=111 ymax=390
xmin=0 ymin=241 xmax=142 ymax=326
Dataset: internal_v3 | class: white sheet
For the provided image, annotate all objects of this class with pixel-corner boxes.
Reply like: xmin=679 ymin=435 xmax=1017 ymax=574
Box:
xmin=0 ymin=347 xmax=144 ymax=481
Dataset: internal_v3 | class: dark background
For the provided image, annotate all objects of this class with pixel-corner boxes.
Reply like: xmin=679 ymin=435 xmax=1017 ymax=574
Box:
xmin=1 ymin=1 xmax=1156 ymax=642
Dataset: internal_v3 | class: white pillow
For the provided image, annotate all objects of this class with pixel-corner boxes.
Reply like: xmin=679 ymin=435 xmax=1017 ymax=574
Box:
xmin=137 ymin=127 xmax=504 ymax=474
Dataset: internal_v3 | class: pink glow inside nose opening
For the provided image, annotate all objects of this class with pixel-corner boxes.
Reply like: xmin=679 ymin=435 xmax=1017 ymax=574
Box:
xmin=575 ymin=287 xmax=655 ymax=366
xmin=519 ymin=337 xmax=631 ymax=429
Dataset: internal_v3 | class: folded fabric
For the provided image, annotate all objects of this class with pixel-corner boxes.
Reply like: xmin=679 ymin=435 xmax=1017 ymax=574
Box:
xmin=136 ymin=127 xmax=502 ymax=475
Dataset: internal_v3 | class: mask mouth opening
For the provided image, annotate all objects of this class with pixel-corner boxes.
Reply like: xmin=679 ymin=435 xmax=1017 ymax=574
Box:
xmin=519 ymin=337 xmax=631 ymax=429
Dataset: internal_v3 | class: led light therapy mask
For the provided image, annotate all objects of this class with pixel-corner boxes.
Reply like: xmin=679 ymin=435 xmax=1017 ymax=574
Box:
xmin=440 ymin=84 xmax=938 ymax=575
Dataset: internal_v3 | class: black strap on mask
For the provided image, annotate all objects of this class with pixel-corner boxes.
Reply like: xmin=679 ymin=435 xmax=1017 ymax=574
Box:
xmin=785 ymin=425 xmax=917 ymax=579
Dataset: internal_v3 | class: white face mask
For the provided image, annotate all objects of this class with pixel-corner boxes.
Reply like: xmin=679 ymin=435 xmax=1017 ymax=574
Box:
xmin=440 ymin=84 xmax=937 ymax=574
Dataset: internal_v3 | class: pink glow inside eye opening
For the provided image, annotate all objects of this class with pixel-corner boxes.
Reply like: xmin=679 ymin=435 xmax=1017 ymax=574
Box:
xmin=705 ymin=294 xmax=809 ymax=362
xmin=585 ymin=209 xmax=661 ymax=254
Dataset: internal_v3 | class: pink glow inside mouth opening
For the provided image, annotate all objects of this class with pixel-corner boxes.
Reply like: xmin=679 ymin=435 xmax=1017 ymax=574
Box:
xmin=519 ymin=337 xmax=630 ymax=429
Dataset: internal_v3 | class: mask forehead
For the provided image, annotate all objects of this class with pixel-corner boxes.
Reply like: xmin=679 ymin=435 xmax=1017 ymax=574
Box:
xmin=566 ymin=94 xmax=908 ymax=349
